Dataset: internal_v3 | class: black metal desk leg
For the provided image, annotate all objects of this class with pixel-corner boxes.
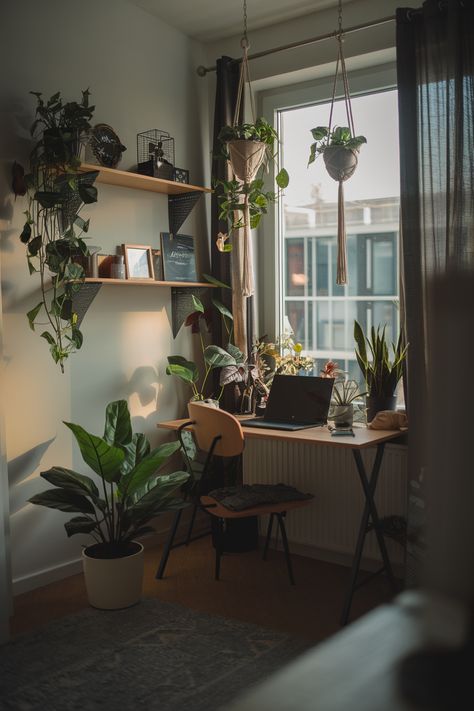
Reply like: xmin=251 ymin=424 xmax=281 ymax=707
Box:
xmin=353 ymin=446 xmax=397 ymax=591
xmin=340 ymin=443 xmax=393 ymax=626
xmin=263 ymin=513 xmax=275 ymax=561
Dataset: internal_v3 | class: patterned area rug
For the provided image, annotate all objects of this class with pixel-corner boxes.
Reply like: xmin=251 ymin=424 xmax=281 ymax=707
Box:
xmin=1 ymin=598 xmax=310 ymax=710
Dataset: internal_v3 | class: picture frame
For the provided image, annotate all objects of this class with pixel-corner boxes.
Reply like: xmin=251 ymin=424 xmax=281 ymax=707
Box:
xmin=122 ymin=244 xmax=154 ymax=280
xmin=160 ymin=233 xmax=197 ymax=283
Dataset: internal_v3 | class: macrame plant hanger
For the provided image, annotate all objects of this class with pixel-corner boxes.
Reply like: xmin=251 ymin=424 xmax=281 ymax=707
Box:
xmin=227 ymin=0 xmax=265 ymax=298
xmin=325 ymin=0 xmax=359 ymax=285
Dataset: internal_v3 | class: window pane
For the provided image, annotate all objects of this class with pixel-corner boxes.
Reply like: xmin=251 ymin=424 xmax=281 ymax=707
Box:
xmin=280 ymin=90 xmax=400 ymax=371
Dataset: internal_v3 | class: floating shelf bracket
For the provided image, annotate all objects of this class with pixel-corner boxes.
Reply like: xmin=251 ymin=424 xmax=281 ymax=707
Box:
xmin=72 ymin=282 xmax=101 ymax=327
xmin=171 ymin=286 xmax=208 ymax=337
xmin=168 ymin=192 xmax=203 ymax=235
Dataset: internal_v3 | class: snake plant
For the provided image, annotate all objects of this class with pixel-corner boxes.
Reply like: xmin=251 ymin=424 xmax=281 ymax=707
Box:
xmin=354 ymin=321 xmax=407 ymax=397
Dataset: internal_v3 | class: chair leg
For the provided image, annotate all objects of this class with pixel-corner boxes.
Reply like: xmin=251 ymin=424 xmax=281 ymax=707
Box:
xmin=155 ymin=509 xmax=183 ymax=580
xmin=185 ymin=503 xmax=198 ymax=545
xmin=263 ymin=513 xmax=275 ymax=561
xmin=276 ymin=513 xmax=295 ymax=585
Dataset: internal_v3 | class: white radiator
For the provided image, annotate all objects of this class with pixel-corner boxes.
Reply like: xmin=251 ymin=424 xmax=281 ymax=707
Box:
xmin=243 ymin=439 xmax=407 ymax=568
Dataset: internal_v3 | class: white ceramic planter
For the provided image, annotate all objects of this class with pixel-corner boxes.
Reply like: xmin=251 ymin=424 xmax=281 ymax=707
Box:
xmin=82 ymin=542 xmax=144 ymax=610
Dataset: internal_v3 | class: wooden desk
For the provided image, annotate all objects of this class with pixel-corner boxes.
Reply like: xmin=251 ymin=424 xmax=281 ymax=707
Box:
xmin=158 ymin=418 xmax=405 ymax=625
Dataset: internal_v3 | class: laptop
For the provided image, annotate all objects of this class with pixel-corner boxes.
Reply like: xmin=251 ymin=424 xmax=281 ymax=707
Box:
xmin=242 ymin=374 xmax=334 ymax=431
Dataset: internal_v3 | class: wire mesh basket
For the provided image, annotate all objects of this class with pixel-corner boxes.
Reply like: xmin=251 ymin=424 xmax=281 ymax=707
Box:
xmin=137 ymin=129 xmax=175 ymax=180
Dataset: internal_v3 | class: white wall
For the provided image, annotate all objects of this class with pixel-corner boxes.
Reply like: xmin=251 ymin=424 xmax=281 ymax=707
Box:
xmin=0 ymin=0 xmax=210 ymax=594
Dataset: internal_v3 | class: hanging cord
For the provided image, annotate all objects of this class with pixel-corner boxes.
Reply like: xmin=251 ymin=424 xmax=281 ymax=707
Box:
xmin=233 ymin=0 xmax=257 ymax=126
xmin=328 ymin=0 xmax=355 ymax=138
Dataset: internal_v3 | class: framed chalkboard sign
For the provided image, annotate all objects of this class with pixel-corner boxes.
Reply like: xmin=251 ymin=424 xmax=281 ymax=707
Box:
xmin=160 ymin=233 xmax=197 ymax=283
xmin=90 ymin=124 xmax=126 ymax=168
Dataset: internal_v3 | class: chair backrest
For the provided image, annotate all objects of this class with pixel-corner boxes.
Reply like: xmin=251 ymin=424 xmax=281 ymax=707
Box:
xmin=187 ymin=402 xmax=244 ymax=458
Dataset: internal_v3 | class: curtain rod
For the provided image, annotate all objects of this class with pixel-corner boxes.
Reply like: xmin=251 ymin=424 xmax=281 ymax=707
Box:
xmin=196 ymin=14 xmax=396 ymax=76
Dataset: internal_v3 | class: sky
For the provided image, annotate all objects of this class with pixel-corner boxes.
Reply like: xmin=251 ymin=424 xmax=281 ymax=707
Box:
xmin=280 ymin=89 xmax=400 ymax=206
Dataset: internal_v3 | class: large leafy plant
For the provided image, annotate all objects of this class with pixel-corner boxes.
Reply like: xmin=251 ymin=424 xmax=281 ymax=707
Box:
xmin=354 ymin=321 xmax=407 ymax=397
xmin=308 ymin=126 xmax=367 ymax=166
xmin=19 ymin=90 xmax=99 ymax=371
xmin=214 ymin=117 xmax=289 ymax=245
xmin=29 ymin=400 xmax=189 ymax=555
xmin=166 ymin=292 xmax=240 ymax=402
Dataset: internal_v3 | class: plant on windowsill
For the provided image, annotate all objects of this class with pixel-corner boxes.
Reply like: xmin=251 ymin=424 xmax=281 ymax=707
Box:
xmin=354 ymin=320 xmax=408 ymax=422
xmin=214 ymin=118 xmax=289 ymax=249
xmin=17 ymin=89 xmax=99 ymax=372
xmin=28 ymin=400 xmax=189 ymax=609
xmin=330 ymin=379 xmax=367 ymax=428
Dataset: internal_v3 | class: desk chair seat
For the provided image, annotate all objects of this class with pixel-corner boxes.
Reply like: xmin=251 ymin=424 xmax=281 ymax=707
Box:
xmin=156 ymin=403 xmax=313 ymax=584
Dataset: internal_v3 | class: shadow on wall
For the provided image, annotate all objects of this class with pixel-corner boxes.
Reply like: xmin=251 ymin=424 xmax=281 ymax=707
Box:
xmin=8 ymin=438 xmax=55 ymax=515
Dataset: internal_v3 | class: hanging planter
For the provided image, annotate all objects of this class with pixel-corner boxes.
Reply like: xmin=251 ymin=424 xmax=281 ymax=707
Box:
xmin=307 ymin=1 xmax=367 ymax=286
xmin=213 ymin=9 xmax=289 ymax=299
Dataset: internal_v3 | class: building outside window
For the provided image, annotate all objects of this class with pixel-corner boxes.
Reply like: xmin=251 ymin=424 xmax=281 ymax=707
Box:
xmin=277 ymin=89 xmax=400 ymax=387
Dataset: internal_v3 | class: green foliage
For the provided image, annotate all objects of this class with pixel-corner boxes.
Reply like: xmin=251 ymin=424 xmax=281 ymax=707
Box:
xmin=18 ymin=90 xmax=98 ymax=372
xmin=28 ymin=400 xmax=189 ymax=553
xmin=332 ymin=379 xmax=366 ymax=406
xmin=308 ymin=126 xmax=367 ymax=166
xmin=215 ymin=117 xmax=289 ymax=240
xmin=353 ymin=321 xmax=408 ymax=397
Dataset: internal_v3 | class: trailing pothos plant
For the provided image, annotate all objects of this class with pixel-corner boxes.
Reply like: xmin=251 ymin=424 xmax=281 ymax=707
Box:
xmin=308 ymin=126 xmax=367 ymax=166
xmin=29 ymin=400 xmax=189 ymax=557
xmin=19 ymin=89 xmax=99 ymax=371
xmin=214 ymin=117 xmax=289 ymax=248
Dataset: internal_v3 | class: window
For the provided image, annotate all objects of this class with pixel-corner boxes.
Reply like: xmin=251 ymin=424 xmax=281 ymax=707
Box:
xmin=277 ymin=89 xmax=400 ymax=386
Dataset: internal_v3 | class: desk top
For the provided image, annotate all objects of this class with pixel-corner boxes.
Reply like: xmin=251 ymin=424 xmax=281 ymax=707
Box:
xmin=157 ymin=418 xmax=404 ymax=450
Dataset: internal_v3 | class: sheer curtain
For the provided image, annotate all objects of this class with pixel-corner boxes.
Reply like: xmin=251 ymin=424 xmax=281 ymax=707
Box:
xmin=397 ymin=0 xmax=474 ymax=583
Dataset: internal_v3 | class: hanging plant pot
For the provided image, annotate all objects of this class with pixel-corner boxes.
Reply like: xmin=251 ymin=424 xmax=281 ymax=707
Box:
xmin=323 ymin=145 xmax=358 ymax=182
xmin=228 ymin=139 xmax=266 ymax=183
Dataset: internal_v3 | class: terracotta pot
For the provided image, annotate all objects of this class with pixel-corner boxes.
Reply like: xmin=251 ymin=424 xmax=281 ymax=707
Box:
xmin=228 ymin=139 xmax=266 ymax=183
xmin=82 ymin=541 xmax=144 ymax=610
xmin=323 ymin=145 xmax=358 ymax=182
xmin=366 ymin=395 xmax=397 ymax=424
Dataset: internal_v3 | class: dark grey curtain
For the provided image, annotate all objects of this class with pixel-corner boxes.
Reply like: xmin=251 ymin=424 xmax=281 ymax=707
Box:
xmin=397 ymin=0 xmax=474 ymax=583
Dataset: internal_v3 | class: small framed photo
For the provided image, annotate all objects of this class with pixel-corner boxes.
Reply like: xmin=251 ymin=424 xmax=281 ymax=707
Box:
xmin=122 ymin=244 xmax=154 ymax=280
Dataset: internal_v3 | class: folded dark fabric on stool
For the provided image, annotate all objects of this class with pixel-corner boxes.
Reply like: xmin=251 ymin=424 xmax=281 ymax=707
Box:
xmin=208 ymin=484 xmax=313 ymax=511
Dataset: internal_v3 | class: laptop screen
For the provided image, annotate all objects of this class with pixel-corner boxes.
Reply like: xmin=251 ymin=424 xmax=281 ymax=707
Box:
xmin=265 ymin=375 xmax=334 ymax=424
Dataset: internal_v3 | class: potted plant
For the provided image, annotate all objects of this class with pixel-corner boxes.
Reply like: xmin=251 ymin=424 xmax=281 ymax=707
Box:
xmin=18 ymin=89 xmax=99 ymax=371
xmin=354 ymin=321 xmax=408 ymax=422
xmin=29 ymin=400 xmax=189 ymax=609
xmin=330 ymin=379 xmax=367 ymax=428
xmin=166 ymin=294 xmax=238 ymax=403
xmin=214 ymin=118 xmax=289 ymax=245
xmin=308 ymin=125 xmax=367 ymax=180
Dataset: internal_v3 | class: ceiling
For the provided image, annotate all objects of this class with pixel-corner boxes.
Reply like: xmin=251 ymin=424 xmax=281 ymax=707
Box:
xmin=128 ymin=0 xmax=339 ymax=42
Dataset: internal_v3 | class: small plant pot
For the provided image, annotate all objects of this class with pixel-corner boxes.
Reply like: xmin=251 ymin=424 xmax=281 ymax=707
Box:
xmin=82 ymin=541 xmax=144 ymax=610
xmin=323 ymin=145 xmax=358 ymax=182
xmin=332 ymin=404 xmax=354 ymax=428
xmin=228 ymin=139 xmax=266 ymax=183
xmin=366 ymin=395 xmax=397 ymax=424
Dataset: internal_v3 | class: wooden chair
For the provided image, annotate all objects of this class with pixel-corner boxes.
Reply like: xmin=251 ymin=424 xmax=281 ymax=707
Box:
xmin=156 ymin=402 xmax=313 ymax=584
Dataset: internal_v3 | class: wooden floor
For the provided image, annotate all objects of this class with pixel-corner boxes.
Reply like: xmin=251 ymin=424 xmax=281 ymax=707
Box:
xmin=11 ymin=536 xmax=398 ymax=642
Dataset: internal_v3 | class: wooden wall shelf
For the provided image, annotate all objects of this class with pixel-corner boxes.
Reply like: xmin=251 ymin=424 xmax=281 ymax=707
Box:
xmin=84 ymin=278 xmax=217 ymax=288
xmin=79 ymin=163 xmax=211 ymax=196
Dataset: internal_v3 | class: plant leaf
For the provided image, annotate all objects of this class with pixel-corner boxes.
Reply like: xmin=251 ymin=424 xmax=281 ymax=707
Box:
xmin=29 ymin=488 xmax=95 ymax=514
xmin=64 ymin=516 xmax=98 ymax=538
xmin=20 ymin=222 xmax=32 ymax=244
xmin=204 ymin=345 xmax=237 ymax=369
xmin=103 ymin=400 xmax=133 ymax=447
xmin=167 ymin=356 xmax=199 ymax=382
xmin=28 ymin=235 xmax=42 ymax=256
xmin=211 ymin=297 xmax=233 ymax=321
xmin=202 ymin=273 xmax=231 ymax=289
xmin=275 ymin=168 xmax=289 ymax=189
xmin=40 ymin=466 xmax=100 ymax=499
xmin=225 ymin=342 xmax=245 ymax=363
xmin=191 ymin=295 xmax=204 ymax=313
xmin=78 ymin=183 xmax=98 ymax=204
xmin=27 ymin=302 xmax=43 ymax=331
xmin=166 ymin=363 xmax=197 ymax=384
xmin=123 ymin=441 xmax=181 ymax=498
xmin=64 ymin=422 xmax=124 ymax=483
xmin=120 ymin=432 xmax=151 ymax=478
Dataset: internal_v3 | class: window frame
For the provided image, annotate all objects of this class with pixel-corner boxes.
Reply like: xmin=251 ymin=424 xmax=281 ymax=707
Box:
xmin=257 ymin=61 xmax=398 ymax=342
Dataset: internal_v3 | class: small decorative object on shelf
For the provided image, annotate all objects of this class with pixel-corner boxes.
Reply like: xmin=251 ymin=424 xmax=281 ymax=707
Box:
xmin=123 ymin=244 xmax=154 ymax=280
xmin=89 ymin=123 xmax=127 ymax=168
xmin=137 ymin=129 xmax=175 ymax=180
xmin=172 ymin=167 xmax=189 ymax=184
xmin=110 ymin=253 xmax=126 ymax=279
xmin=98 ymin=254 xmax=114 ymax=278
xmin=161 ymin=233 xmax=197 ymax=282
xmin=152 ymin=249 xmax=163 ymax=280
